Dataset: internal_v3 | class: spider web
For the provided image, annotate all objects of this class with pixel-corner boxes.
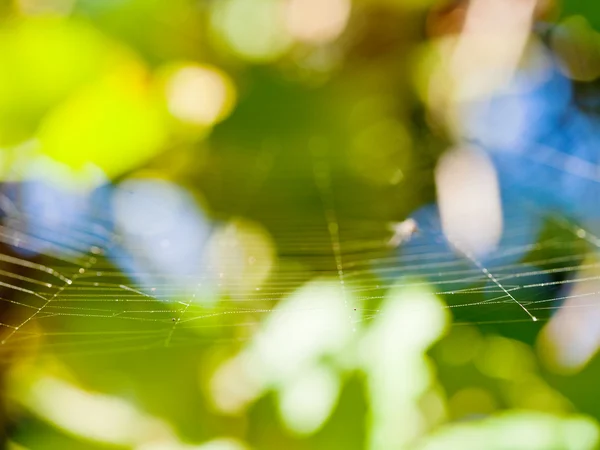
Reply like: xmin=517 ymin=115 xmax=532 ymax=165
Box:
xmin=0 ymin=146 xmax=595 ymax=359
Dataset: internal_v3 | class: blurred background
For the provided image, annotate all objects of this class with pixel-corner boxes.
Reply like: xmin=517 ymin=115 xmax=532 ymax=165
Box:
xmin=1 ymin=0 xmax=600 ymax=448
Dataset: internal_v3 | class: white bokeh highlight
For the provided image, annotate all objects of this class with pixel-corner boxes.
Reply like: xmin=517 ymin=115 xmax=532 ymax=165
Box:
xmin=436 ymin=146 xmax=503 ymax=257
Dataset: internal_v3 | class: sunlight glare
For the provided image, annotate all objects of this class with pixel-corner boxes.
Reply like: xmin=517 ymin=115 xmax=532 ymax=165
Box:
xmin=166 ymin=65 xmax=236 ymax=127
xmin=211 ymin=0 xmax=291 ymax=62
xmin=278 ymin=365 xmax=340 ymax=435
xmin=436 ymin=146 xmax=503 ymax=257
xmin=284 ymin=0 xmax=351 ymax=45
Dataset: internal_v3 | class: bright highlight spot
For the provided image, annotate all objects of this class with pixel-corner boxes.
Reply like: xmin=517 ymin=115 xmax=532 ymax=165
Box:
xmin=25 ymin=376 xmax=169 ymax=446
xmin=210 ymin=279 xmax=352 ymax=426
xmin=278 ymin=365 xmax=340 ymax=435
xmin=250 ymin=280 xmax=353 ymax=384
xmin=209 ymin=354 xmax=262 ymax=415
xmin=166 ymin=65 xmax=236 ymax=126
xmin=449 ymin=0 xmax=537 ymax=102
xmin=22 ymin=374 xmax=249 ymax=450
xmin=436 ymin=146 xmax=503 ymax=257
xmin=362 ymin=285 xmax=449 ymax=450
xmin=538 ymin=259 xmax=600 ymax=373
xmin=204 ymin=219 xmax=275 ymax=296
xmin=211 ymin=0 xmax=291 ymax=62
xmin=284 ymin=0 xmax=351 ymax=45
xmin=414 ymin=411 xmax=599 ymax=450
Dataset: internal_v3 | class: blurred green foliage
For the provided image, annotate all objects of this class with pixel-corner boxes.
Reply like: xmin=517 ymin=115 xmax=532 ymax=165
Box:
xmin=1 ymin=0 xmax=600 ymax=450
